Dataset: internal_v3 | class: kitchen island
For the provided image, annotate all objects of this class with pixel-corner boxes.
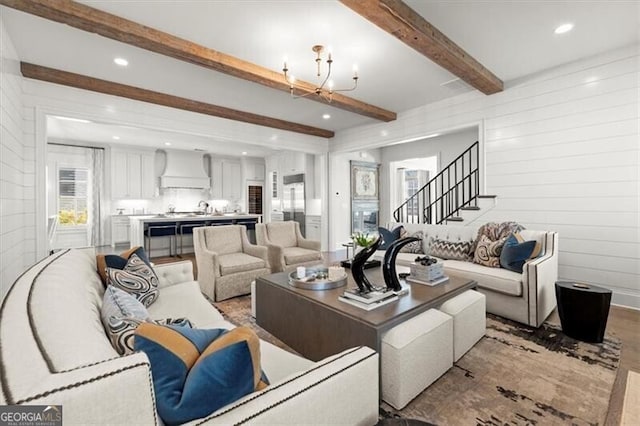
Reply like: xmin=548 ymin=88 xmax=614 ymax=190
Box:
xmin=129 ymin=214 xmax=262 ymax=255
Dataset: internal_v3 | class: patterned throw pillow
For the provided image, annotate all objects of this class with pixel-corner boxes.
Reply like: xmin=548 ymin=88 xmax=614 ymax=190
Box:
xmin=399 ymin=231 xmax=425 ymax=254
xmin=500 ymin=233 xmax=538 ymax=273
xmin=473 ymin=234 xmax=507 ymax=267
xmin=428 ymin=238 xmax=473 ymax=261
xmin=135 ymin=324 xmax=269 ymax=425
xmin=101 ymin=286 xmax=193 ymax=355
xmin=107 ymin=253 xmax=159 ymax=307
xmin=96 ymin=246 xmax=152 ymax=286
xmin=378 ymin=226 xmax=404 ymax=250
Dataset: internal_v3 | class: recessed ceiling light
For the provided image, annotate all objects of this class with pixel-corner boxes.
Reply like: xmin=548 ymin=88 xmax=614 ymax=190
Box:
xmin=164 ymin=142 xmax=172 ymax=146
xmin=554 ymin=23 xmax=574 ymax=35
xmin=112 ymin=136 xmax=120 ymax=140
xmin=269 ymin=135 xmax=278 ymax=141
xmin=54 ymin=116 xmax=91 ymax=123
xmin=322 ymin=113 xmax=331 ymax=120
xmin=114 ymin=57 xmax=129 ymax=66
xmin=241 ymin=151 xmax=248 ymax=155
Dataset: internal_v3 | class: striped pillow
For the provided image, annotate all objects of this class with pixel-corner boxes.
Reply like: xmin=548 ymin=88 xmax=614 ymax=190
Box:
xmin=135 ymin=324 xmax=269 ymax=424
xmin=429 ymin=238 xmax=473 ymax=261
xmin=107 ymin=253 xmax=159 ymax=307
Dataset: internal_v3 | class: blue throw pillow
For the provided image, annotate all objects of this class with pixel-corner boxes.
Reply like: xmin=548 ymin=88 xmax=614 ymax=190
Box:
xmin=135 ymin=324 xmax=269 ymax=425
xmin=500 ymin=234 xmax=536 ymax=273
xmin=378 ymin=226 xmax=404 ymax=250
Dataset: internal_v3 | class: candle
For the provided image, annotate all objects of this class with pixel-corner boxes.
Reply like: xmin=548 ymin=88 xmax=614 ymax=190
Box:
xmin=296 ymin=266 xmax=306 ymax=279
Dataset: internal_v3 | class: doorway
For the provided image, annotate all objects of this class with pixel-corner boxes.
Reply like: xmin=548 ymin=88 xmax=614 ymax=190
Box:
xmin=389 ymin=156 xmax=438 ymax=223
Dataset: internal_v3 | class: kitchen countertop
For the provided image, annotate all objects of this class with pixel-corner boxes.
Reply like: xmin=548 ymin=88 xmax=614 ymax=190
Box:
xmin=129 ymin=214 xmax=261 ymax=223
xmin=128 ymin=214 xmax=262 ymax=248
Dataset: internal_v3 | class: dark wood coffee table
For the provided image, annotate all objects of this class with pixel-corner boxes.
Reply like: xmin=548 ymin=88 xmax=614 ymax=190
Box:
xmin=255 ymin=267 xmax=477 ymax=361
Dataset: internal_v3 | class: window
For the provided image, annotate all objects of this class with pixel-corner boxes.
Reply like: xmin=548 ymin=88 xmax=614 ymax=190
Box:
xmin=58 ymin=167 xmax=88 ymax=226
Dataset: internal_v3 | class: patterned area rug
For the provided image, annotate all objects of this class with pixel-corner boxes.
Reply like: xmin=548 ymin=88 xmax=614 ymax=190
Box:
xmin=214 ymin=296 xmax=621 ymax=425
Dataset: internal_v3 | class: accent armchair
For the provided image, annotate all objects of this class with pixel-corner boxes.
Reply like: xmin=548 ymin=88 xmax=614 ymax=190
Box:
xmin=194 ymin=225 xmax=271 ymax=301
xmin=256 ymin=221 xmax=322 ymax=273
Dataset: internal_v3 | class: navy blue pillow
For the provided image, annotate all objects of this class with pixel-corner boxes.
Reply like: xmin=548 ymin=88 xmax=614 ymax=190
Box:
xmin=378 ymin=226 xmax=404 ymax=250
xmin=500 ymin=234 xmax=536 ymax=273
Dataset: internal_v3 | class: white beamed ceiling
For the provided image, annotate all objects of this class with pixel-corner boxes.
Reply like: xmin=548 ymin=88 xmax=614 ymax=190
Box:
xmin=2 ymin=0 xmax=638 ymax=151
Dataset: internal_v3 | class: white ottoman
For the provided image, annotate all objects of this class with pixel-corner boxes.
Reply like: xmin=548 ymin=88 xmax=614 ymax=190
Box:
xmin=438 ymin=289 xmax=486 ymax=362
xmin=381 ymin=309 xmax=453 ymax=410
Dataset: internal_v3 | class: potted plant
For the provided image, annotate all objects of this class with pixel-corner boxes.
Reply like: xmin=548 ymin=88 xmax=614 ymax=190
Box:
xmin=351 ymin=232 xmax=376 ymax=251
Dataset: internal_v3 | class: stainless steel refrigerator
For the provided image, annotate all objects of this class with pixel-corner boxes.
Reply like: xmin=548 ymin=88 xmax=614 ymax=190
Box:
xmin=282 ymin=173 xmax=306 ymax=236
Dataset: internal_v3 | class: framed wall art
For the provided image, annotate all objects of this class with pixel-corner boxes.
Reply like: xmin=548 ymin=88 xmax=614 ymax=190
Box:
xmin=351 ymin=161 xmax=379 ymax=200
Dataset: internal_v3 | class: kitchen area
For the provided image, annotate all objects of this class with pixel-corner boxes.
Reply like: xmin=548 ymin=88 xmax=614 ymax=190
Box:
xmin=47 ymin=144 xmax=326 ymax=257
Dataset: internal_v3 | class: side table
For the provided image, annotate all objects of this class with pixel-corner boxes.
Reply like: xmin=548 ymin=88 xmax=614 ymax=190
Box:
xmin=555 ymin=281 xmax=612 ymax=343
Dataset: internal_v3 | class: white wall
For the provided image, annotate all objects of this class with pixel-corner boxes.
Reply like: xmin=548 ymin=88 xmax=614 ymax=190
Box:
xmin=331 ymin=45 xmax=640 ymax=309
xmin=0 ymin=17 xmax=35 ymax=300
xmin=379 ymin=128 xmax=479 ymax=223
xmin=327 ymin=149 xmax=381 ymax=251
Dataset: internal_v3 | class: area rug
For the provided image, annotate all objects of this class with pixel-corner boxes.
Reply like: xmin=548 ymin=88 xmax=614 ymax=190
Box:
xmin=213 ymin=296 xmax=621 ymax=425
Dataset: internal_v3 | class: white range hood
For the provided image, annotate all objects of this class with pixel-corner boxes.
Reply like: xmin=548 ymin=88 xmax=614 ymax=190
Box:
xmin=160 ymin=150 xmax=210 ymax=189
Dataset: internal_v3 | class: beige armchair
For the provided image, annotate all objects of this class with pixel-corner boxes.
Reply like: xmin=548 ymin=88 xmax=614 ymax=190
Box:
xmin=256 ymin=221 xmax=322 ymax=273
xmin=194 ymin=225 xmax=270 ymax=301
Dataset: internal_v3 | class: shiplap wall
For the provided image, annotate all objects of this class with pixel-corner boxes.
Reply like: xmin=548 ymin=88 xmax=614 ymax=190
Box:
xmin=332 ymin=45 xmax=640 ymax=308
xmin=0 ymin=17 xmax=35 ymax=300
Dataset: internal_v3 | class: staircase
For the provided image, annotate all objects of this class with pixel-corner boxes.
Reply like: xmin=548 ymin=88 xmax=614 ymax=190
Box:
xmin=393 ymin=141 xmax=496 ymax=225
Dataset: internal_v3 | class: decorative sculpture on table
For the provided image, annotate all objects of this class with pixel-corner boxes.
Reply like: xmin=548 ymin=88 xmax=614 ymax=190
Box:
xmin=350 ymin=236 xmax=382 ymax=293
xmin=383 ymin=236 xmax=422 ymax=291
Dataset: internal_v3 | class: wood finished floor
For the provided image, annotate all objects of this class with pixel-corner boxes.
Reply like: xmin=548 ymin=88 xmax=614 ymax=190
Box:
xmin=143 ymin=250 xmax=640 ymax=425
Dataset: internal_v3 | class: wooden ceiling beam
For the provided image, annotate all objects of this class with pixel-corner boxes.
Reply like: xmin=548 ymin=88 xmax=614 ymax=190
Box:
xmin=340 ymin=0 xmax=503 ymax=95
xmin=1 ymin=0 xmax=396 ymax=122
xmin=21 ymin=62 xmax=334 ymax=138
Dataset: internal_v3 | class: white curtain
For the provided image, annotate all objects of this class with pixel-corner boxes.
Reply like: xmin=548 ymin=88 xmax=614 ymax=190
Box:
xmin=89 ymin=148 xmax=107 ymax=246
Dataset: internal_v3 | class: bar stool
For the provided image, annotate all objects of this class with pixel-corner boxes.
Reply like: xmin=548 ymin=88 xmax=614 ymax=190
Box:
xmin=235 ymin=219 xmax=257 ymax=244
xmin=145 ymin=222 xmax=178 ymax=258
xmin=208 ymin=219 xmax=234 ymax=226
xmin=179 ymin=221 xmax=206 ymax=256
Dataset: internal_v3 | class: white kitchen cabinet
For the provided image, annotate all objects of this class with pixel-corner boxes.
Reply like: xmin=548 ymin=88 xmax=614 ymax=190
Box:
xmin=280 ymin=151 xmax=307 ymax=175
xmin=305 ymin=215 xmax=321 ymax=241
xmin=111 ymin=216 xmax=131 ymax=247
xmin=245 ymin=162 xmax=265 ymax=181
xmin=111 ymin=149 xmax=155 ymax=199
xmin=210 ymin=158 xmax=223 ymax=199
xmin=223 ymin=161 xmax=242 ymax=199
xmin=211 ymin=158 xmax=242 ymax=200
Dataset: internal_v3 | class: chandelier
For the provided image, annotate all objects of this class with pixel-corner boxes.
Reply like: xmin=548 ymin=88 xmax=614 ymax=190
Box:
xmin=282 ymin=45 xmax=358 ymax=102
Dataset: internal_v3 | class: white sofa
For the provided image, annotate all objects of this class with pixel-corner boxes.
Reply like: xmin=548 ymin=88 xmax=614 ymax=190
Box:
xmin=375 ymin=223 xmax=559 ymax=327
xmin=0 ymin=248 xmax=379 ymax=425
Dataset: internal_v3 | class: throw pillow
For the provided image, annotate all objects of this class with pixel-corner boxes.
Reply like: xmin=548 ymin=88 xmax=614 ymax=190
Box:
xmin=428 ymin=238 xmax=473 ymax=261
xmin=399 ymin=231 xmax=425 ymax=254
xmin=107 ymin=253 xmax=159 ymax=307
xmin=471 ymin=222 xmax=525 ymax=253
xmin=101 ymin=286 xmax=193 ymax=355
xmin=473 ymin=234 xmax=507 ymax=267
xmin=500 ymin=233 xmax=537 ymax=273
xmin=135 ymin=324 xmax=269 ymax=425
xmin=513 ymin=232 xmax=542 ymax=258
xmin=97 ymin=246 xmax=152 ymax=286
xmin=378 ymin=226 xmax=404 ymax=250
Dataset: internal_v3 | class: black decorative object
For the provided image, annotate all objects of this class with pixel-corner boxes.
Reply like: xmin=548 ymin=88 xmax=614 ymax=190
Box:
xmin=383 ymin=236 xmax=421 ymax=291
xmin=350 ymin=237 xmax=382 ymax=292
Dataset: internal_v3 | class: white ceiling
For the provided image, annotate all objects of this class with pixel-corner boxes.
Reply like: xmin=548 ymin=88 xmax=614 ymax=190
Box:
xmin=3 ymin=1 xmax=638 ymax=154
